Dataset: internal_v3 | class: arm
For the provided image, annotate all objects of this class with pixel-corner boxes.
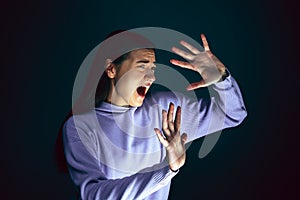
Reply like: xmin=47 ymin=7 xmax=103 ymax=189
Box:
xmin=63 ymin=118 xmax=178 ymax=200
xmin=179 ymin=74 xmax=247 ymax=142
xmin=163 ymin=34 xmax=247 ymax=142
xmin=150 ymin=73 xmax=246 ymax=143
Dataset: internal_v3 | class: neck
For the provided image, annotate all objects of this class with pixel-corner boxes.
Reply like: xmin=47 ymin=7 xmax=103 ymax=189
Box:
xmin=106 ymin=85 xmax=129 ymax=107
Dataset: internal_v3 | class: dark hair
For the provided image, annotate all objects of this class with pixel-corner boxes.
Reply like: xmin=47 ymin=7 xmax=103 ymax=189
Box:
xmin=54 ymin=30 xmax=131 ymax=173
xmin=94 ymin=47 xmax=154 ymax=106
xmin=55 ymin=29 xmax=154 ymax=173
xmin=94 ymin=52 xmax=131 ymax=106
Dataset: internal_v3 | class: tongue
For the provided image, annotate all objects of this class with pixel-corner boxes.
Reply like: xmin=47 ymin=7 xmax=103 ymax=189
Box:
xmin=137 ymin=86 xmax=146 ymax=97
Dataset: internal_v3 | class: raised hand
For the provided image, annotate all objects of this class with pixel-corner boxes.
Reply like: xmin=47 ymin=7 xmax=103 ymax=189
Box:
xmin=171 ymin=34 xmax=227 ymax=90
xmin=154 ymin=103 xmax=188 ymax=172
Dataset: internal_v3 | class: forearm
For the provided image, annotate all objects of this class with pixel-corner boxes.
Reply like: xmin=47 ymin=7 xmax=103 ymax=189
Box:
xmin=170 ymin=73 xmax=247 ymax=142
xmin=210 ymin=73 xmax=247 ymax=127
xmin=65 ymin=140 xmax=177 ymax=200
xmin=79 ymin=164 xmax=176 ymax=200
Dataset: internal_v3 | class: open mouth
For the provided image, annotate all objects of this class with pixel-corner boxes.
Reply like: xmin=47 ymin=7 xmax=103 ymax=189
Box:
xmin=136 ymin=86 xmax=147 ymax=97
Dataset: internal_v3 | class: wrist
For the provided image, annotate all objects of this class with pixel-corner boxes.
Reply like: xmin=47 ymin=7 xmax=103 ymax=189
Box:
xmin=218 ymin=68 xmax=229 ymax=82
xmin=169 ymin=166 xmax=179 ymax=173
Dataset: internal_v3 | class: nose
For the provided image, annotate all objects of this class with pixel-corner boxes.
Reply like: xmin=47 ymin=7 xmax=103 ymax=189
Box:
xmin=145 ymin=69 xmax=156 ymax=83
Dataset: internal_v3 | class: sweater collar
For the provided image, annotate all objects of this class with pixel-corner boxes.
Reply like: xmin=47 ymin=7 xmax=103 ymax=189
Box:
xmin=95 ymin=101 xmax=137 ymax=113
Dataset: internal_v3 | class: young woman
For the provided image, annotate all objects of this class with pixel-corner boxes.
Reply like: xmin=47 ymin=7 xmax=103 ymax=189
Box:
xmin=57 ymin=30 xmax=247 ymax=199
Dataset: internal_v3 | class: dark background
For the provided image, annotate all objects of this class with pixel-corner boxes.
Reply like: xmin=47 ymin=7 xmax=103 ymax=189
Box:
xmin=1 ymin=0 xmax=299 ymax=199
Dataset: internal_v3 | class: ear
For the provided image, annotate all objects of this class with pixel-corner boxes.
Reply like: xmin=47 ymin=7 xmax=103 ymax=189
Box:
xmin=105 ymin=59 xmax=117 ymax=79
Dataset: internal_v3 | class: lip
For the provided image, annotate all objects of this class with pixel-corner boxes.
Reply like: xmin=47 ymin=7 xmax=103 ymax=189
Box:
xmin=136 ymin=85 xmax=150 ymax=97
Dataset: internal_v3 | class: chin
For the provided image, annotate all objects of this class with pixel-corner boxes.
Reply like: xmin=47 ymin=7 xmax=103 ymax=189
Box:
xmin=129 ymin=100 xmax=144 ymax=107
xmin=129 ymin=95 xmax=145 ymax=107
xmin=129 ymin=87 xmax=148 ymax=107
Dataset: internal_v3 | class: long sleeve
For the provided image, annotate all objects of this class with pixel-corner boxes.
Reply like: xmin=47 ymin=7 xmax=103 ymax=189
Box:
xmin=150 ymin=73 xmax=247 ymax=142
xmin=63 ymin=118 xmax=177 ymax=200
xmin=62 ymin=72 xmax=247 ymax=199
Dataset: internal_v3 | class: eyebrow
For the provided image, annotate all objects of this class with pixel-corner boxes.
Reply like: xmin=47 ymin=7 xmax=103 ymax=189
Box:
xmin=136 ymin=59 xmax=156 ymax=64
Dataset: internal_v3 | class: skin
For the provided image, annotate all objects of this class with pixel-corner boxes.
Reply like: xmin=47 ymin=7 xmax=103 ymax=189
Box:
xmin=105 ymin=34 xmax=227 ymax=171
xmin=171 ymin=34 xmax=226 ymax=89
xmin=154 ymin=103 xmax=187 ymax=171
xmin=105 ymin=49 xmax=156 ymax=107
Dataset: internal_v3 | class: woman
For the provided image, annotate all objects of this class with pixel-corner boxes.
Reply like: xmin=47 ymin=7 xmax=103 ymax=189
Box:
xmin=56 ymin=29 xmax=247 ymax=199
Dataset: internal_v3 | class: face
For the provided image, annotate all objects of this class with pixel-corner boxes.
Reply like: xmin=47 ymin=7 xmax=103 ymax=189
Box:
xmin=107 ymin=49 xmax=156 ymax=107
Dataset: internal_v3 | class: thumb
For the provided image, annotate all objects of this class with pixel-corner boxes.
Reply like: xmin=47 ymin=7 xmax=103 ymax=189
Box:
xmin=181 ymin=133 xmax=188 ymax=145
xmin=186 ymin=80 xmax=206 ymax=90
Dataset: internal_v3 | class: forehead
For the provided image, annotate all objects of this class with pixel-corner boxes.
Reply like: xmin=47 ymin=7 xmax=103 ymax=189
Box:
xmin=128 ymin=49 xmax=156 ymax=62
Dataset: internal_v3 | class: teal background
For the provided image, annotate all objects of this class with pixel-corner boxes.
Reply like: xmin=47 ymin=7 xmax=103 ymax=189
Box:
xmin=1 ymin=0 xmax=299 ymax=199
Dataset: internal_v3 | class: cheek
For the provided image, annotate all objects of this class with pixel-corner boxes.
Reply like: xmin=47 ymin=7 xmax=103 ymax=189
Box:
xmin=115 ymin=71 xmax=143 ymax=97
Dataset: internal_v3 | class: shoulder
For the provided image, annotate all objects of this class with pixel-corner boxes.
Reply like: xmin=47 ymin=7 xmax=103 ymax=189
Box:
xmin=142 ymin=91 xmax=191 ymax=110
xmin=63 ymin=110 xmax=99 ymax=143
xmin=64 ymin=111 xmax=96 ymax=128
xmin=145 ymin=91 xmax=181 ymax=103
